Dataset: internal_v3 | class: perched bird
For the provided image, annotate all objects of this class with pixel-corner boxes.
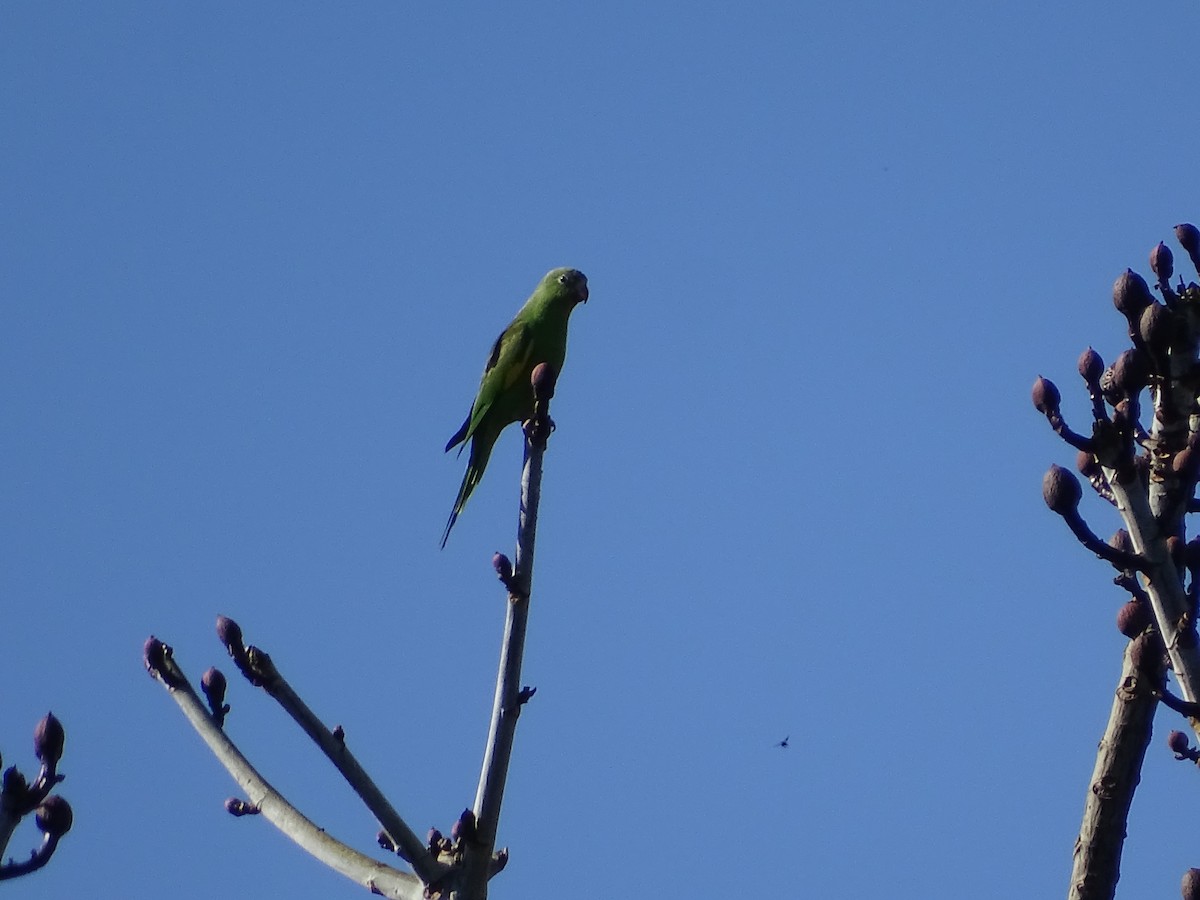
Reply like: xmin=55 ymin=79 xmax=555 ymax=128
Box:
xmin=442 ymin=267 xmax=589 ymax=547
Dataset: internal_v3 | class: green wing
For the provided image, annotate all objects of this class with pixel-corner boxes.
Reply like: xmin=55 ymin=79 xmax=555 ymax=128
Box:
xmin=445 ymin=320 xmax=535 ymax=453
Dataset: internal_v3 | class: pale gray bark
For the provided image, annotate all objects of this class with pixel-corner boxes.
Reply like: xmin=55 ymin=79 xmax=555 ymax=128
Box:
xmin=1067 ymin=634 xmax=1160 ymax=900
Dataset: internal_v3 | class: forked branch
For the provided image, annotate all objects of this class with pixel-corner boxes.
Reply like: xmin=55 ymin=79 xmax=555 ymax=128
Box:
xmin=144 ymin=637 xmax=430 ymax=900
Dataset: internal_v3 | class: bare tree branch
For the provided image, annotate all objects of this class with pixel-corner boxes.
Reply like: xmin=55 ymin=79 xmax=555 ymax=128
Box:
xmin=144 ymin=637 xmax=428 ymax=900
xmin=1039 ymin=230 xmax=1200 ymax=897
xmin=1102 ymin=472 xmax=1200 ymax=712
xmin=1068 ymin=632 xmax=1162 ymax=900
xmin=459 ymin=363 xmax=557 ymax=900
xmin=213 ymin=619 xmax=444 ymax=884
xmin=0 ymin=714 xmax=72 ymax=882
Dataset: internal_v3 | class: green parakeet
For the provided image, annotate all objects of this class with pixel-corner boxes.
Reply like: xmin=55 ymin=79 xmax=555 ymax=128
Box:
xmin=441 ymin=267 xmax=589 ymax=547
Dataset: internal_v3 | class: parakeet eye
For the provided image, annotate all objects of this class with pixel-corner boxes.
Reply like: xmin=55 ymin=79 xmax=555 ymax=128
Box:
xmin=557 ymin=273 xmax=569 ymax=284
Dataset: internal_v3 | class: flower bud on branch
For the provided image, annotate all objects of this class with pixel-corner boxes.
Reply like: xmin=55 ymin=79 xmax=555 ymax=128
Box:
xmin=217 ymin=615 xmax=263 ymax=686
xmin=201 ymin=667 xmax=230 ymax=727
xmin=1151 ymin=242 xmax=1178 ymax=304
xmin=1031 ymin=377 xmax=1093 ymax=452
xmin=1113 ymin=268 xmax=1155 ymax=325
xmin=1176 ymin=223 xmax=1200 ymax=276
xmin=33 ymin=714 xmax=64 ymax=769
xmin=1116 ymin=598 xmax=1153 ymax=638
xmin=1042 ymin=466 xmax=1148 ymax=572
xmin=34 ymin=796 xmax=72 ymax=838
xmin=143 ymin=636 xmax=187 ymax=689
xmin=1138 ymin=301 xmax=1174 ymax=371
xmin=1183 ymin=867 xmax=1200 ymax=900
xmin=1077 ymin=347 xmax=1108 ymax=420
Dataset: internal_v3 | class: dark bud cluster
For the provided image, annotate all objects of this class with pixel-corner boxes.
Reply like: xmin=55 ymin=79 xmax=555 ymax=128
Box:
xmin=0 ymin=716 xmax=72 ymax=881
xmin=1184 ymin=867 xmax=1200 ymax=900
xmin=1042 ymin=465 xmax=1082 ymax=515
xmin=451 ymin=808 xmax=477 ymax=844
xmin=1169 ymin=729 xmax=1192 ymax=754
xmin=1076 ymin=450 xmax=1099 ymax=479
xmin=492 ymin=552 xmax=513 ymax=583
xmin=216 ymin=615 xmax=265 ymax=686
xmin=530 ymin=362 xmax=557 ymax=401
xmin=427 ymin=826 xmax=452 ymax=856
xmin=1109 ymin=529 xmax=1133 ymax=554
xmin=143 ymin=636 xmax=186 ymax=689
xmin=1040 ymin=466 xmax=1148 ymax=573
xmin=34 ymin=795 xmax=73 ymax=838
xmin=1078 ymin=347 xmax=1104 ymax=384
xmin=1169 ymin=729 xmax=1200 ymax=763
xmin=1104 ymin=349 xmax=1149 ymax=402
xmin=224 ymin=797 xmax=260 ymax=817
xmin=1030 ymin=374 xmax=1094 ymax=455
xmin=1032 ymin=377 xmax=1061 ymax=416
xmin=1116 ymin=598 xmax=1153 ymax=638
xmin=1113 ymin=268 xmax=1155 ymax=323
xmin=1174 ymin=440 xmax=1200 ymax=482
xmin=1176 ymin=223 xmax=1200 ymax=275
xmin=33 ymin=713 xmax=64 ymax=768
xmin=1150 ymin=241 xmax=1182 ymax=309
xmin=143 ymin=635 xmax=168 ymax=676
xmin=1138 ymin=301 xmax=1174 ymax=362
xmin=201 ymin=666 xmax=227 ymax=703
xmin=2 ymin=763 xmax=28 ymax=806
xmin=201 ymin=667 xmax=230 ymax=727
xmin=216 ymin=615 xmax=244 ymax=653
xmin=1036 ymin=225 xmax=1200 ymax=591
xmin=1151 ymin=241 xmax=1174 ymax=285
xmin=1077 ymin=347 xmax=1108 ymax=421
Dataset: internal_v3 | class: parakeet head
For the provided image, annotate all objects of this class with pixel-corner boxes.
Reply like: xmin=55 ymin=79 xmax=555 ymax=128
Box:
xmin=543 ymin=267 xmax=589 ymax=305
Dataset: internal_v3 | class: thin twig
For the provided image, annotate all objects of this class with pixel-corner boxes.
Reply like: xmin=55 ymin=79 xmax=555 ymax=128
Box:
xmin=1158 ymin=685 xmax=1200 ymax=718
xmin=0 ymin=795 xmax=21 ymax=868
xmin=0 ymin=832 xmax=63 ymax=881
xmin=1060 ymin=509 xmax=1149 ymax=573
xmin=1045 ymin=409 xmax=1095 ymax=453
xmin=0 ymin=716 xmax=69 ymax=878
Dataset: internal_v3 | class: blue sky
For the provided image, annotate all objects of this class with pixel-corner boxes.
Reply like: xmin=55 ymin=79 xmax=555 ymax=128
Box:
xmin=4 ymin=3 xmax=1200 ymax=897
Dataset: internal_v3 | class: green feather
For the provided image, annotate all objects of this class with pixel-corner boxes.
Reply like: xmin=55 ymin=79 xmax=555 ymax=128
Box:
xmin=441 ymin=267 xmax=588 ymax=547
